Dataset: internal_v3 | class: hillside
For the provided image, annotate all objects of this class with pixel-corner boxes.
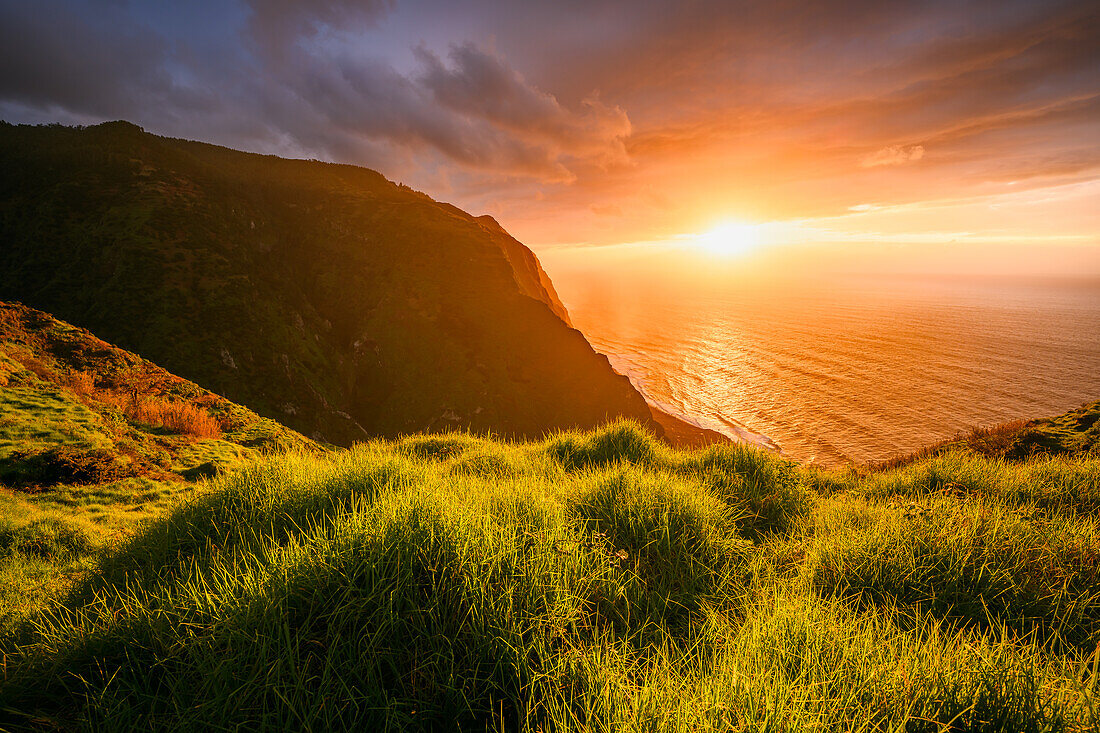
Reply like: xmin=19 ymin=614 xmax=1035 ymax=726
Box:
xmin=0 ymin=417 xmax=1097 ymax=731
xmin=0 ymin=301 xmax=315 ymax=627
xmin=0 ymin=121 xmax=654 ymax=444
xmin=0 ymin=300 xmax=315 ymax=486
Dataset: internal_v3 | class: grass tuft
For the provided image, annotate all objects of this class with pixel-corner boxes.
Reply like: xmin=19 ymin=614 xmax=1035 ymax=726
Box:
xmin=547 ymin=420 xmax=663 ymax=470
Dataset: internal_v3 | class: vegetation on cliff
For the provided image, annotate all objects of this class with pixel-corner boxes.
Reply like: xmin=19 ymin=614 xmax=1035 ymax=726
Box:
xmin=876 ymin=400 xmax=1100 ymax=471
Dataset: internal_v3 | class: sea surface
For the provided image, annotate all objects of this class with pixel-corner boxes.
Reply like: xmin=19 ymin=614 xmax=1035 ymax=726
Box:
xmin=541 ymin=251 xmax=1100 ymax=467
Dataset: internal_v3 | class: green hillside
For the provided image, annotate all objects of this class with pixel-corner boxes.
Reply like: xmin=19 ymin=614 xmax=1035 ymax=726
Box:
xmin=1 ymin=414 xmax=1097 ymax=730
xmin=0 ymin=301 xmax=314 ymax=631
xmin=0 ymin=121 xmax=654 ymax=445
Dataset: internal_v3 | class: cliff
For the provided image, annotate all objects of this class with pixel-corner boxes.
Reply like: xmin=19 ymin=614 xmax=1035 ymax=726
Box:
xmin=0 ymin=121 xmax=656 ymax=444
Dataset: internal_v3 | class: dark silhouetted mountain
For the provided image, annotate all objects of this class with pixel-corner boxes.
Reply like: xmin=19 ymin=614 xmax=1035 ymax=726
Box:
xmin=0 ymin=121 xmax=655 ymax=444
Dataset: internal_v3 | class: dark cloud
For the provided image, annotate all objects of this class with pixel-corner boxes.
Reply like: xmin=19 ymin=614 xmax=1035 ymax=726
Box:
xmin=244 ymin=0 xmax=393 ymax=61
xmin=415 ymin=44 xmax=630 ymax=173
xmin=244 ymin=40 xmax=629 ymax=181
xmin=0 ymin=0 xmax=171 ymax=116
xmin=0 ymin=0 xmax=633 ymax=183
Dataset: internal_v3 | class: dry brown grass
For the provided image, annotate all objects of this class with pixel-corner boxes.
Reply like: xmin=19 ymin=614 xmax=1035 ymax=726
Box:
xmin=102 ymin=391 xmax=223 ymax=439
xmin=0 ymin=304 xmax=21 ymax=330
xmin=65 ymin=370 xmax=96 ymax=397
xmin=10 ymin=350 xmax=58 ymax=382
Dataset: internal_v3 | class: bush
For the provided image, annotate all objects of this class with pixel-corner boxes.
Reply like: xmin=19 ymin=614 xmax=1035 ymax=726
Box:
xmin=102 ymin=391 xmax=222 ymax=438
xmin=65 ymin=370 xmax=96 ymax=397
xmin=0 ymin=446 xmax=134 ymax=487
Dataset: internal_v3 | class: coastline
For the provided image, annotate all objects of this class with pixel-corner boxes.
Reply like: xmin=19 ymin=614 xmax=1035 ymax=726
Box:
xmin=584 ymin=334 xmax=783 ymax=453
xmin=649 ymin=405 xmax=733 ymax=448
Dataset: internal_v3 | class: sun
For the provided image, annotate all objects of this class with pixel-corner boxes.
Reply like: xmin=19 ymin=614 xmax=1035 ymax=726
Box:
xmin=695 ymin=221 xmax=763 ymax=257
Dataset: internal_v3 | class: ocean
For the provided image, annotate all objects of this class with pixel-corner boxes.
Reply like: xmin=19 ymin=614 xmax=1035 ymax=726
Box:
xmin=541 ymin=248 xmax=1100 ymax=467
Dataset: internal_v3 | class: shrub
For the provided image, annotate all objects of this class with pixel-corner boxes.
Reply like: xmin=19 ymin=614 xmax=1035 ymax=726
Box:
xmin=102 ymin=391 xmax=223 ymax=438
xmin=10 ymin=351 xmax=57 ymax=382
xmin=0 ymin=446 xmax=134 ymax=487
xmin=64 ymin=370 xmax=96 ymax=396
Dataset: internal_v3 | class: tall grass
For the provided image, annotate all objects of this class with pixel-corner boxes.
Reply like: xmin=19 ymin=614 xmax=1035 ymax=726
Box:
xmin=1 ymin=422 xmax=1097 ymax=731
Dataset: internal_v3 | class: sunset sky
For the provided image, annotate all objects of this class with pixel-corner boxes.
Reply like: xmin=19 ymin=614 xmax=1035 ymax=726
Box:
xmin=2 ymin=0 xmax=1097 ymax=269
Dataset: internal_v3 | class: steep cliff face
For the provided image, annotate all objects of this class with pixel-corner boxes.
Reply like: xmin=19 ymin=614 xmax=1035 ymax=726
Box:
xmin=0 ymin=121 xmax=656 ymax=444
xmin=473 ymin=214 xmax=573 ymax=327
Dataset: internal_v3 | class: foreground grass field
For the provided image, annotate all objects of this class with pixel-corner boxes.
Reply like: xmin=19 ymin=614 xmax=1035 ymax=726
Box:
xmin=0 ymin=421 xmax=1098 ymax=731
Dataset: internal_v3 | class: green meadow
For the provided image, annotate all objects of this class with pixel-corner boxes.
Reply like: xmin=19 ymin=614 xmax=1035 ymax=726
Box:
xmin=1 ymin=421 xmax=1098 ymax=731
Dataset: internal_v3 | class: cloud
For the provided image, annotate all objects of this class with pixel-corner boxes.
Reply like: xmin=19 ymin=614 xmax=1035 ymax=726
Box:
xmin=244 ymin=0 xmax=394 ymax=61
xmin=0 ymin=0 xmax=172 ymax=116
xmin=861 ymin=145 xmax=926 ymax=168
xmin=249 ymin=41 xmax=631 ymax=182
xmin=0 ymin=0 xmax=632 ymax=185
xmin=414 ymin=44 xmax=631 ymax=177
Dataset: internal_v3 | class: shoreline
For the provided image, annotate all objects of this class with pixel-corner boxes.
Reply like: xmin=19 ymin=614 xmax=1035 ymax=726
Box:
xmin=598 ymin=350 xmax=781 ymax=453
xmin=649 ymin=405 xmax=733 ymax=449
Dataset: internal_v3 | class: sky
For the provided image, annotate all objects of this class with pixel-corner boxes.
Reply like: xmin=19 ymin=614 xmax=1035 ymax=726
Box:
xmin=1 ymin=0 xmax=1098 ymax=270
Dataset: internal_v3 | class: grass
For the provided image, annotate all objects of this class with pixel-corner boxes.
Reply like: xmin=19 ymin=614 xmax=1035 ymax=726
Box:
xmin=0 ymin=386 xmax=113 ymax=461
xmin=0 ymin=301 xmax=317 ymax=640
xmin=0 ymin=420 xmax=1097 ymax=731
xmin=0 ymin=303 xmax=313 ymax=487
xmin=873 ymin=401 xmax=1100 ymax=470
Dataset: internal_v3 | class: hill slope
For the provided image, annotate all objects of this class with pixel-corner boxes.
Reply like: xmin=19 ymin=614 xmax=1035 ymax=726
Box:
xmin=0 ymin=121 xmax=654 ymax=444
xmin=0 ymin=300 xmax=313 ymax=493
xmin=0 ymin=300 xmax=315 ymax=628
xmin=875 ymin=400 xmax=1100 ymax=470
